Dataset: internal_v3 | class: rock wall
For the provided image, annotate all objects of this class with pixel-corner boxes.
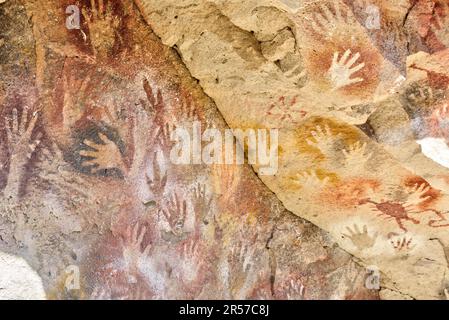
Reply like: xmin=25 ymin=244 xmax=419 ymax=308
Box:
xmin=135 ymin=0 xmax=449 ymax=299
xmin=0 ymin=0 xmax=378 ymax=299
xmin=2 ymin=0 xmax=449 ymax=300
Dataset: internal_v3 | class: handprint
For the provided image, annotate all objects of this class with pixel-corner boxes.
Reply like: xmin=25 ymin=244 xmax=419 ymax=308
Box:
xmin=342 ymin=224 xmax=377 ymax=251
xmin=179 ymin=95 xmax=199 ymax=123
xmin=5 ymin=108 xmax=40 ymax=160
xmin=404 ymin=183 xmax=431 ymax=207
xmin=295 ymin=170 xmax=329 ymax=191
xmin=177 ymin=239 xmax=205 ymax=284
xmin=353 ymin=0 xmax=381 ymax=30
xmin=128 ymin=103 xmax=160 ymax=179
xmin=339 ymin=259 xmax=366 ymax=295
xmin=266 ymin=95 xmax=305 ymax=123
xmin=158 ymin=123 xmax=176 ymax=158
xmin=309 ymin=0 xmax=351 ymax=38
xmin=142 ymin=79 xmax=165 ymax=125
xmin=390 ymin=236 xmax=415 ymax=252
xmin=158 ymin=192 xmax=187 ymax=236
xmin=192 ymin=183 xmax=213 ymax=227
xmin=285 ymin=280 xmax=306 ymax=300
xmin=211 ymin=164 xmax=240 ymax=201
xmin=430 ymin=2 xmax=449 ymax=48
xmin=342 ymin=141 xmax=372 ymax=170
xmin=328 ymin=50 xmax=365 ymax=90
xmin=120 ymin=223 xmax=152 ymax=284
xmin=37 ymin=143 xmax=90 ymax=197
xmin=407 ymin=85 xmax=438 ymax=109
xmin=227 ymin=241 xmax=257 ymax=299
xmin=62 ymin=73 xmax=94 ymax=134
xmin=306 ymin=125 xmax=338 ymax=155
xmin=79 ymin=133 xmax=127 ymax=174
xmin=82 ymin=0 xmax=120 ymax=58
xmin=3 ymin=107 xmax=41 ymax=198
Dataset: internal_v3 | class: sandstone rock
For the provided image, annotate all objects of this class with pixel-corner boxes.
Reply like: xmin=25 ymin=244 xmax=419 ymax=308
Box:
xmin=0 ymin=0 xmax=374 ymax=300
xmin=135 ymin=0 xmax=449 ymax=299
xmin=4 ymin=0 xmax=449 ymax=301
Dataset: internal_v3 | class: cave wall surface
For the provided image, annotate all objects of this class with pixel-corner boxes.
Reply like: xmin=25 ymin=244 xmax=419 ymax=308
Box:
xmin=0 ymin=0 xmax=449 ymax=300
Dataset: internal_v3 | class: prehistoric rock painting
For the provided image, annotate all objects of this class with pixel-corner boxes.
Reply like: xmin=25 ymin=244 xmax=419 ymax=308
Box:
xmin=296 ymin=1 xmax=385 ymax=100
xmin=4 ymin=0 xmax=449 ymax=301
xmin=0 ymin=0 xmax=378 ymax=300
xmin=134 ymin=0 xmax=449 ymax=300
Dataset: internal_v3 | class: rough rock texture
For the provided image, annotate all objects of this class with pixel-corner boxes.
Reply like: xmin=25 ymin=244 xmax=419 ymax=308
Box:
xmin=134 ymin=0 xmax=449 ymax=299
xmin=0 ymin=0 xmax=378 ymax=299
xmin=3 ymin=0 xmax=449 ymax=300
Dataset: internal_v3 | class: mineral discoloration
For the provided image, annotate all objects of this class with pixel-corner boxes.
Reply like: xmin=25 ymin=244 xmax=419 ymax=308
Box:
xmin=3 ymin=0 xmax=449 ymax=300
xmin=0 ymin=0 xmax=375 ymax=300
xmin=134 ymin=0 xmax=449 ymax=299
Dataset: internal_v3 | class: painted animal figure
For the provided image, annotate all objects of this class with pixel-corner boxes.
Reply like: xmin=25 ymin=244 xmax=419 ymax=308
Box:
xmin=359 ymin=199 xmax=449 ymax=231
xmin=359 ymin=199 xmax=419 ymax=231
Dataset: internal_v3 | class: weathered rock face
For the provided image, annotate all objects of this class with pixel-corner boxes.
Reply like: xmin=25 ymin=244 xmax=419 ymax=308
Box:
xmin=134 ymin=0 xmax=449 ymax=299
xmin=0 ymin=0 xmax=377 ymax=300
xmin=3 ymin=0 xmax=449 ymax=301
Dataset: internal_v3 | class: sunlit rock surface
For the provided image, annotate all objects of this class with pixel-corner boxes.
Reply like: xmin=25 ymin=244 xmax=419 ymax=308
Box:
xmin=0 ymin=0 xmax=376 ymax=300
xmin=135 ymin=0 xmax=449 ymax=299
xmin=1 ymin=0 xmax=449 ymax=300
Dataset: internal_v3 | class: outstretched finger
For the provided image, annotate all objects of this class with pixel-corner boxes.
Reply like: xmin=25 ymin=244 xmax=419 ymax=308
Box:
xmin=25 ymin=111 xmax=39 ymax=138
xmin=126 ymin=225 xmax=132 ymax=240
xmin=348 ymin=77 xmax=364 ymax=85
xmin=79 ymin=150 xmax=98 ymax=158
xmin=27 ymin=135 xmax=42 ymax=159
xmin=349 ymin=62 xmax=365 ymax=74
xmin=182 ymin=199 xmax=187 ymax=216
xmin=81 ymin=8 xmax=91 ymax=26
xmin=137 ymin=226 xmax=146 ymax=246
xmin=340 ymin=49 xmax=351 ymax=65
xmin=320 ymin=4 xmax=335 ymax=24
xmin=315 ymin=13 xmax=329 ymax=31
xmin=90 ymin=0 xmax=97 ymax=19
xmin=311 ymin=20 xmax=325 ymax=36
xmin=345 ymin=226 xmax=355 ymax=236
xmin=12 ymin=108 xmax=18 ymax=134
xmin=346 ymin=52 xmax=360 ymax=68
xmin=334 ymin=0 xmax=342 ymax=21
xmin=98 ymin=0 xmax=105 ymax=16
xmin=5 ymin=119 xmax=12 ymax=143
xmin=19 ymin=108 xmax=28 ymax=135
xmin=332 ymin=51 xmax=339 ymax=66
xmin=98 ymin=133 xmax=111 ymax=144
xmin=143 ymin=244 xmax=152 ymax=257
xmin=83 ymin=139 xmax=100 ymax=150
xmin=81 ymin=159 xmax=100 ymax=167
xmin=132 ymin=224 xmax=139 ymax=244
xmin=342 ymin=232 xmax=353 ymax=240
